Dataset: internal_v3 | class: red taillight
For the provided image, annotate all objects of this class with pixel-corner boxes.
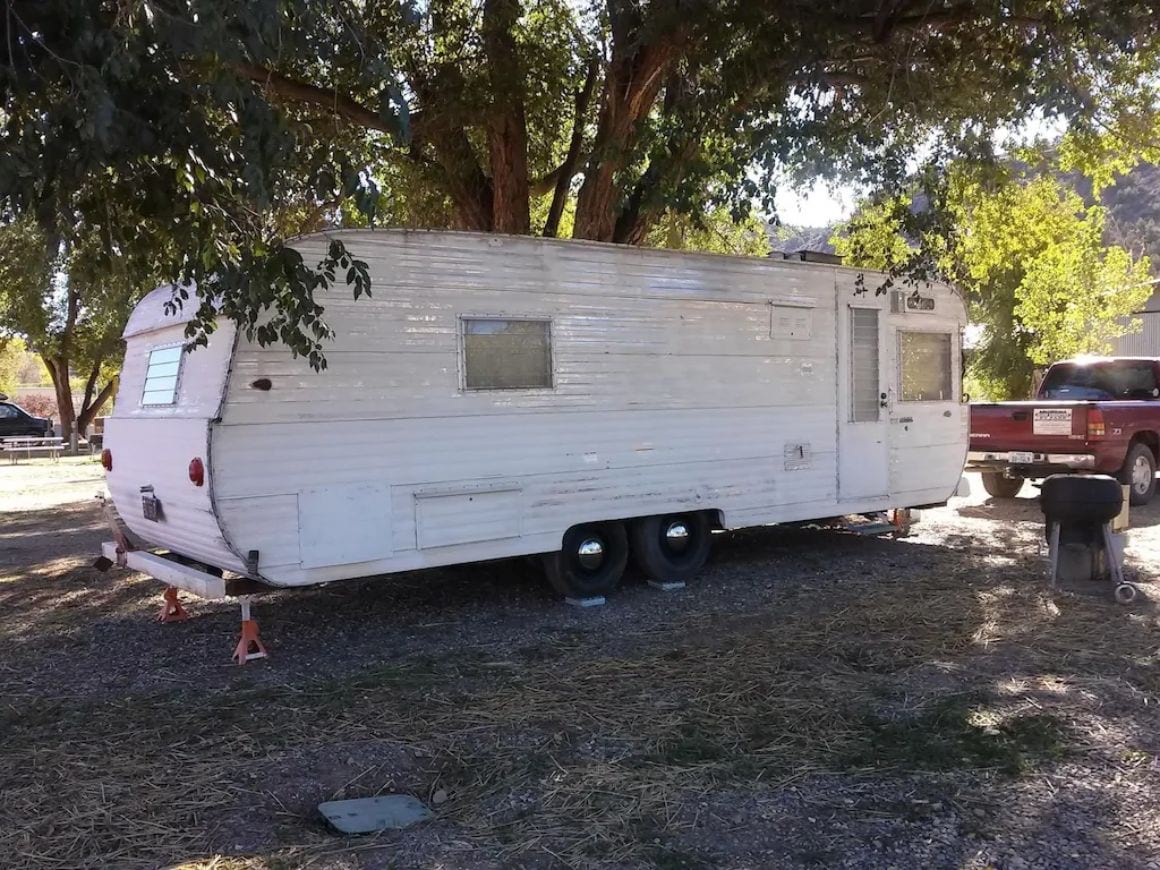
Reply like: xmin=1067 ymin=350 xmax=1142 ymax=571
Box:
xmin=101 ymin=448 xmax=112 ymax=472
xmin=1087 ymin=407 xmax=1106 ymax=439
xmin=188 ymin=457 xmax=205 ymax=487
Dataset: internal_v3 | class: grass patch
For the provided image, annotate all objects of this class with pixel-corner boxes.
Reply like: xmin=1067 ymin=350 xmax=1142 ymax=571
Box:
xmin=4 ymin=558 xmax=1152 ymax=869
xmin=845 ymin=696 xmax=1070 ymax=776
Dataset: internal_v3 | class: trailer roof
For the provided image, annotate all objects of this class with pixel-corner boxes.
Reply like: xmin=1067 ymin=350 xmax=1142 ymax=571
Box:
xmin=125 ymin=229 xmax=961 ymax=339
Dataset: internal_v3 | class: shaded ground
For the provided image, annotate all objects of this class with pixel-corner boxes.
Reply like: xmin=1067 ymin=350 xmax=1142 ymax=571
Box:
xmin=1 ymin=461 xmax=1159 ymax=869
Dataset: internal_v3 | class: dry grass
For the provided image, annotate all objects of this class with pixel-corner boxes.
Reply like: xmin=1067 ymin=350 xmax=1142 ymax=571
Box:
xmin=3 ymin=558 xmax=1156 ymax=869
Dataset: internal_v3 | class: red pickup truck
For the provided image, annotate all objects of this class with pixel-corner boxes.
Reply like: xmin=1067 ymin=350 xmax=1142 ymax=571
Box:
xmin=968 ymin=357 xmax=1160 ymax=505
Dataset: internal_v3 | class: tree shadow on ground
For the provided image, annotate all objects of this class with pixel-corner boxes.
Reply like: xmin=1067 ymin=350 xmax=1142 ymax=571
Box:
xmin=2 ymin=501 xmax=1159 ymax=868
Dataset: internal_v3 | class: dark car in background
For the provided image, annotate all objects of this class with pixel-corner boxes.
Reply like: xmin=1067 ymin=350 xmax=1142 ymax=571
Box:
xmin=0 ymin=395 xmax=54 ymax=439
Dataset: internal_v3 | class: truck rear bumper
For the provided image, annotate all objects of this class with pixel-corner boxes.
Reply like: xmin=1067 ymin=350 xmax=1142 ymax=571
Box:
xmin=967 ymin=451 xmax=1101 ymax=479
xmin=967 ymin=450 xmax=1097 ymax=469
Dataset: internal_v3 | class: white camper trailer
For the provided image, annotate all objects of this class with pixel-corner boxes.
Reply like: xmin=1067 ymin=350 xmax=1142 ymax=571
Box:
xmin=102 ymin=229 xmax=967 ymax=608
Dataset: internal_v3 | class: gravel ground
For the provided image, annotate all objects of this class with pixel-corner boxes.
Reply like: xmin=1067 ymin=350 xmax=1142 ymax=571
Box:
xmin=1 ymin=460 xmax=1159 ymax=869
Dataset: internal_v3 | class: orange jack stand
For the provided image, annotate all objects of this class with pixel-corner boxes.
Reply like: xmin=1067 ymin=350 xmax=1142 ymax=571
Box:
xmin=891 ymin=508 xmax=913 ymax=537
xmin=157 ymin=587 xmax=190 ymax=623
xmin=232 ymin=597 xmax=268 ymax=665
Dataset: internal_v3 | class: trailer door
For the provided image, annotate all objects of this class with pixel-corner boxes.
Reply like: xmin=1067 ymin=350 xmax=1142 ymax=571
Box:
xmin=838 ymin=301 xmax=890 ymax=500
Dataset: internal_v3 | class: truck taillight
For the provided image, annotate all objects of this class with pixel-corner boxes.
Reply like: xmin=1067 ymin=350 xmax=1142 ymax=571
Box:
xmin=1087 ymin=408 xmax=1106 ymax=439
xmin=101 ymin=448 xmax=112 ymax=472
xmin=189 ymin=457 xmax=205 ymax=487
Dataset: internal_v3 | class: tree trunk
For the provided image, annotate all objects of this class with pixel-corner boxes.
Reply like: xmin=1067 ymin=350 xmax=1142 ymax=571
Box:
xmin=483 ymin=0 xmax=531 ymax=235
xmin=545 ymin=58 xmax=599 ymax=238
xmin=43 ymin=356 xmax=75 ymax=441
xmin=572 ymin=30 xmax=683 ymax=241
xmin=77 ymin=378 xmax=116 ymax=436
xmin=432 ymin=129 xmax=495 ymax=231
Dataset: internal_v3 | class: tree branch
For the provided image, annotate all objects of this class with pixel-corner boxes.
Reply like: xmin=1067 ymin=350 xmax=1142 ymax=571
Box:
xmin=78 ymin=378 xmax=116 ymax=434
xmin=80 ymin=360 xmax=99 ymax=414
xmin=230 ymin=60 xmax=400 ymax=135
xmin=545 ymin=57 xmax=599 ymax=238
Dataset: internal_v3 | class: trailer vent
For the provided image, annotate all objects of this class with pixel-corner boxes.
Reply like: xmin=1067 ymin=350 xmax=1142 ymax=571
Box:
xmin=891 ymin=290 xmax=936 ymax=313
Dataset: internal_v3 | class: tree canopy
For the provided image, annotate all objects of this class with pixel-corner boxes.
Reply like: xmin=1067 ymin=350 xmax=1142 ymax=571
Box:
xmin=834 ymin=171 xmax=1154 ymax=400
xmin=0 ymin=218 xmax=141 ymax=436
xmin=4 ymin=2 xmax=1160 ymax=363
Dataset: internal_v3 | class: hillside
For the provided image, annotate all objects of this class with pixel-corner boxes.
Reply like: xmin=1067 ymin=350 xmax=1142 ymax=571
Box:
xmin=767 ymin=222 xmax=838 ymax=255
xmin=767 ymin=162 xmax=1160 ymax=267
xmin=1097 ymin=162 xmax=1160 ymax=263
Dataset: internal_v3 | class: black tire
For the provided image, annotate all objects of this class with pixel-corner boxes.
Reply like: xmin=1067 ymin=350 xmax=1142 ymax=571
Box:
xmin=542 ymin=522 xmax=629 ymax=599
xmin=1118 ymin=441 xmax=1157 ymax=506
xmin=981 ymin=472 xmax=1023 ymax=499
xmin=629 ymin=512 xmax=712 ymax=583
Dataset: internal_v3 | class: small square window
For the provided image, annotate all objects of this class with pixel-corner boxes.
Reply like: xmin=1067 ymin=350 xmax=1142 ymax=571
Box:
xmin=900 ymin=332 xmax=953 ymax=402
xmin=462 ymin=318 xmax=552 ymax=390
xmin=142 ymin=345 xmax=184 ymax=406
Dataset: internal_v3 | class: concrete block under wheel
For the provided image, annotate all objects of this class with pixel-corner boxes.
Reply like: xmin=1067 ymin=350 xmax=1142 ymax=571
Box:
xmin=647 ymin=580 xmax=686 ymax=591
xmin=565 ymin=595 xmax=606 ymax=608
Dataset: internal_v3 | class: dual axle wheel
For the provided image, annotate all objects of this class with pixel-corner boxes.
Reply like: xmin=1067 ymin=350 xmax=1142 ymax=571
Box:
xmin=542 ymin=512 xmax=713 ymax=599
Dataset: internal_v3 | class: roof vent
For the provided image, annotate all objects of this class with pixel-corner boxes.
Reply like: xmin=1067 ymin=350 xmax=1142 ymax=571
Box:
xmin=780 ymin=250 xmax=844 ymax=265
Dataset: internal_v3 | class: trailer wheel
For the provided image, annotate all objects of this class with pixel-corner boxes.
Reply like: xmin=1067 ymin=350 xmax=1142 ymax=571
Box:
xmin=981 ymin=472 xmax=1023 ymax=499
xmin=542 ymin=522 xmax=629 ymax=599
xmin=629 ymin=512 xmax=712 ymax=584
xmin=1118 ymin=442 xmax=1157 ymax=506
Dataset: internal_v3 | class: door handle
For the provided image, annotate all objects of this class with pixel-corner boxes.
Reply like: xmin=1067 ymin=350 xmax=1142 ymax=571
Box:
xmin=897 ymin=416 xmax=914 ymax=423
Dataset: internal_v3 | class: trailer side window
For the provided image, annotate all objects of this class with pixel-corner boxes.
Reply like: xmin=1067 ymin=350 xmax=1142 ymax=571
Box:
xmin=850 ymin=308 xmax=880 ymax=422
xmin=899 ymin=332 xmax=953 ymax=401
xmin=462 ymin=318 xmax=552 ymax=390
xmin=141 ymin=345 xmax=184 ymax=406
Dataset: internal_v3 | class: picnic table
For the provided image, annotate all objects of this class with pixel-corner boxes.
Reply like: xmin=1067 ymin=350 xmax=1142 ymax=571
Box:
xmin=1 ymin=436 xmax=64 ymax=464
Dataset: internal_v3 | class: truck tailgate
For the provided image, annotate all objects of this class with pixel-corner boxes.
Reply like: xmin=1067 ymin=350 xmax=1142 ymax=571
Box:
xmin=969 ymin=401 xmax=1090 ymax=452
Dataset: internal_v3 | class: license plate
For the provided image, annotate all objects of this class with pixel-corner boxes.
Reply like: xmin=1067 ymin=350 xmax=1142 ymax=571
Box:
xmin=1010 ymin=451 xmax=1035 ymax=464
xmin=142 ymin=494 xmax=162 ymax=521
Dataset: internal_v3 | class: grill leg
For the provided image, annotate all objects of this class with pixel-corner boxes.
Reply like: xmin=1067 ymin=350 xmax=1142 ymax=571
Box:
xmin=1101 ymin=523 xmax=1125 ymax=587
xmin=1047 ymin=522 xmax=1061 ymax=590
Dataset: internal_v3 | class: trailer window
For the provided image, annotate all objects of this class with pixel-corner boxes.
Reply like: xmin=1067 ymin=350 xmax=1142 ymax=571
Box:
xmin=141 ymin=345 xmax=184 ymax=406
xmin=462 ymin=318 xmax=552 ymax=390
xmin=850 ymin=308 xmax=880 ymax=422
xmin=899 ymin=332 xmax=953 ymax=402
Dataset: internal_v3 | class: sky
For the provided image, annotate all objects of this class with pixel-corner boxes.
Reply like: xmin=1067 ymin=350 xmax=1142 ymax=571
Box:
xmin=773 ymin=113 xmax=1070 ymax=228
xmin=774 ymin=180 xmax=860 ymax=228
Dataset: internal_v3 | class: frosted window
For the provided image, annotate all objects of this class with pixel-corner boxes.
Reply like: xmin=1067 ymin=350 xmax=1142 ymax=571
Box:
xmin=850 ymin=309 xmax=880 ymax=422
xmin=900 ymin=332 xmax=953 ymax=401
xmin=142 ymin=345 xmax=184 ymax=405
xmin=463 ymin=319 xmax=552 ymax=390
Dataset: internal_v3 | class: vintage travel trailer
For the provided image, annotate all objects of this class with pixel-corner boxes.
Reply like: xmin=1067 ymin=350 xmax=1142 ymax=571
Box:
xmin=101 ymin=229 xmax=968 ymax=621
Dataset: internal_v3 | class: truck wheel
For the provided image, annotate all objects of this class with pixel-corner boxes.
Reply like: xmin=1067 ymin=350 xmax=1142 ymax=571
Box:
xmin=981 ymin=472 xmax=1023 ymax=499
xmin=1119 ymin=442 xmax=1157 ymax=506
xmin=629 ymin=512 xmax=712 ymax=583
xmin=542 ymin=522 xmax=628 ymax=599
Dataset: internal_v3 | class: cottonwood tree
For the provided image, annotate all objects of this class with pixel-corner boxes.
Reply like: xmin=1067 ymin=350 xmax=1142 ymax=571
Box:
xmin=0 ymin=218 xmax=148 ymax=438
xmin=833 ymin=171 xmax=1154 ymax=400
xmin=4 ymin=1 xmax=1160 ymax=365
